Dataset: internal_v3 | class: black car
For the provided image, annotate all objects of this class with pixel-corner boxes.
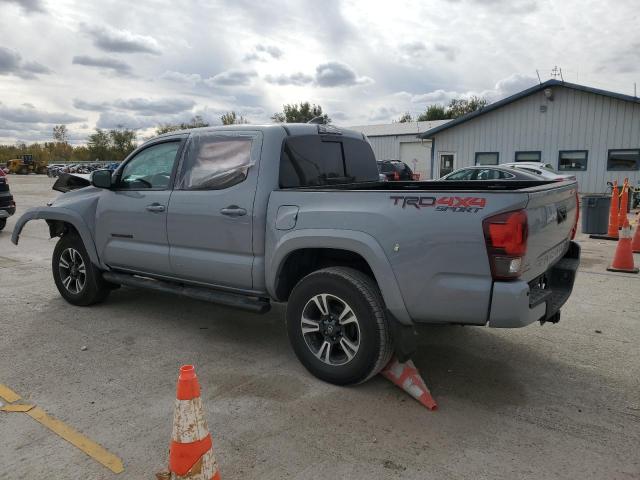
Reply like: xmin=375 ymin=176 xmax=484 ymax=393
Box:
xmin=0 ymin=172 xmax=16 ymax=231
xmin=377 ymin=160 xmax=415 ymax=181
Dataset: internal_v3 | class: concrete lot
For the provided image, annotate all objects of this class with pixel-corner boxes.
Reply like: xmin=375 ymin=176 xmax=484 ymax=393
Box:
xmin=1 ymin=175 xmax=639 ymax=479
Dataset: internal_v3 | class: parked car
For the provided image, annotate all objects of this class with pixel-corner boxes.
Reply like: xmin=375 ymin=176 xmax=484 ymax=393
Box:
xmin=440 ymin=165 xmax=545 ymax=181
xmin=377 ymin=160 xmax=417 ymax=181
xmin=0 ymin=170 xmax=16 ymax=231
xmin=12 ymin=124 xmax=580 ymax=386
xmin=503 ymin=162 xmax=576 ymax=181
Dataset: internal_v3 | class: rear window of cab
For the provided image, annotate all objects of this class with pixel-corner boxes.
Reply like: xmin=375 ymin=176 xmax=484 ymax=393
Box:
xmin=279 ymin=135 xmax=379 ymax=187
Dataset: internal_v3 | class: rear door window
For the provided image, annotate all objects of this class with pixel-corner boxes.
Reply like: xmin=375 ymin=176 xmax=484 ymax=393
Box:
xmin=177 ymin=134 xmax=254 ymax=190
xmin=280 ymin=135 xmax=378 ymax=187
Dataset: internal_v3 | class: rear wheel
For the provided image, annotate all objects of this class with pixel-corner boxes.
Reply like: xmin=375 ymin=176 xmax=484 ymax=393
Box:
xmin=286 ymin=267 xmax=393 ymax=385
xmin=52 ymin=234 xmax=110 ymax=306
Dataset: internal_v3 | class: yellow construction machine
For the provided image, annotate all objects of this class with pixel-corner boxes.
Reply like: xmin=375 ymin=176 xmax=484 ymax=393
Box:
xmin=7 ymin=154 xmax=47 ymax=174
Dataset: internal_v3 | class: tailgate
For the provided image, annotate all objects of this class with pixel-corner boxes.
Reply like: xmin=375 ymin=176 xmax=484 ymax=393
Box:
xmin=522 ymin=181 xmax=578 ymax=282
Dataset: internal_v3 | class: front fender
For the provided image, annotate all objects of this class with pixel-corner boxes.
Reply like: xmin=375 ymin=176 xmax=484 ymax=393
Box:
xmin=267 ymin=228 xmax=413 ymax=325
xmin=11 ymin=206 xmax=100 ymax=266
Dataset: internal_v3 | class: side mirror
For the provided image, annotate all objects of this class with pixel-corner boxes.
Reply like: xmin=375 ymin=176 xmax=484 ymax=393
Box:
xmin=91 ymin=169 xmax=113 ymax=189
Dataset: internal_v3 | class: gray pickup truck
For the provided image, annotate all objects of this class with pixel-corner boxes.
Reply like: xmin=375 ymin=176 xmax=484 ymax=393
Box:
xmin=12 ymin=124 xmax=580 ymax=385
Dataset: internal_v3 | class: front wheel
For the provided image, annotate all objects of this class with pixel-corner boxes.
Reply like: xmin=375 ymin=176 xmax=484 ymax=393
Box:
xmin=286 ymin=267 xmax=393 ymax=385
xmin=52 ymin=234 xmax=110 ymax=306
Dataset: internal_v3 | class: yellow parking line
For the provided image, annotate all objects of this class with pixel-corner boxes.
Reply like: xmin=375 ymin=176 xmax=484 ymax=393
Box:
xmin=25 ymin=407 xmax=125 ymax=474
xmin=0 ymin=383 xmax=124 ymax=474
xmin=0 ymin=404 xmax=34 ymax=412
xmin=0 ymin=384 xmax=21 ymax=403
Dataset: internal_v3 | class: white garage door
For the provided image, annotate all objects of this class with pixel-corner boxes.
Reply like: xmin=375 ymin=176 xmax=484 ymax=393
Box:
xmin=400 ymin=142 xmax=430 ymax=180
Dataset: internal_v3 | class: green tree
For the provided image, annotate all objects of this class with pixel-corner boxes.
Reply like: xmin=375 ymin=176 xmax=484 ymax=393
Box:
xmin=446 ymin=96 xmax=488 ymax=119
xmin=109 ymin=127 xmax=137 ymax=161
xmin=156 ymin=115 xmax=210 ymax=135
xmin=395 ymin=112 xmax=413 ymax=123
xmin=87 ymin=129 xmax=111 ymax=161
xmin=417 ymin=104 xmax=450 ymax=121
xmin=221 ymin=111 xmax=248 ymax=125
xmin=52 ymin=125 xmax=69 ymax=144
xmin=271 ymin=102 xmax=330 ymax=123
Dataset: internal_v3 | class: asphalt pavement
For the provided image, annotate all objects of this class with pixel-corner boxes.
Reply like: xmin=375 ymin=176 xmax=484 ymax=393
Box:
xmin=1 ymin=175 xmax=638 ymax=479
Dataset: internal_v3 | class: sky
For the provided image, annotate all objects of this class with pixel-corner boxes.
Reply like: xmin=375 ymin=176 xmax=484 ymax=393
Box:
xmin=1 ymin=0 xmax=639 ymax=144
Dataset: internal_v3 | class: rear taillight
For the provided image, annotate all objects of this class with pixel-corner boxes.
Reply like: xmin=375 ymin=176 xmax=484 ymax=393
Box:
xmin=393 ymin=171 xmax=400 ymax=181
xmin=571 ymin=191 xmax=579 ymax=239
xmin=483 ymin=209 xmax=528 ymax=280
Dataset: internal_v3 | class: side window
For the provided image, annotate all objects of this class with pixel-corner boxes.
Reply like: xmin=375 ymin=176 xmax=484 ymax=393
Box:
xmin=280 ymin=135 xmax=379 ymax=187
xmin=117 ymin=142 xmax=180 ymax=189
xmin=379 ymin=162 xmax=393 ymax=173
xmin=607 ymin=149 xmax=640 ymax=171
xmin=475 ymin=152 xmax=499 ymax=165
xmin=446 ymin=169 xmax=476 ymax=180
xmin=497 ymin=170 xmax=515 ymax=179
xmin=279 ymin=135 xmax=344 ymax=187
xmin=515 ymin=151 xmax=542 ymax=162
xmin=178 ymin=134 xmax=254 ymax=190
xmin=476 ymin=168 xmax=500 ymax=180
xmin=342 ymin=137 xmax=379 ymax=182
xmin=558 ymin=151 xmax=588 ymax=171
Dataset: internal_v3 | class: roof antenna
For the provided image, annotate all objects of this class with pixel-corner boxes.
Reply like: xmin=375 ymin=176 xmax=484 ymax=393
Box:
xmin=307 ymin=116 xmax=326 ymax=124
xmin=536 ymin=69 xmax=542 ymax=84
xmin=551 ymin=65 xmax=561 ymax=80
xmin=559 ymin=67 xmax=564 ymax=82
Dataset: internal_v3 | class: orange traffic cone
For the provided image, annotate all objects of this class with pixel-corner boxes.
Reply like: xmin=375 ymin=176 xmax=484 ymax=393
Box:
xmin=165 ymin=365 xmax=221 ymax=480
xmin=607 ymin=220 xmax=639 ymax=274
xmin=381 ymin=357 xmax=438 ymax=411
xmin=590 ymin=180 xmax=619 ymax=240
xmin=632 ymin=218 xmax=640 ymax=254
xmin=618 ymin=178 xmax=630 ymax=230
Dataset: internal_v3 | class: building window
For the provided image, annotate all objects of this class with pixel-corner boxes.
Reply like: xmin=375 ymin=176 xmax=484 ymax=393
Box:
xmin=558 ymin=150 xmax=588 ymax=171
xmin=607 ymin=149 xmax=640 ymax=171
xmin=515 ymin=151 xmax=541 ymax=162
xmin=475 ymin=152 xmax=499 ymax=165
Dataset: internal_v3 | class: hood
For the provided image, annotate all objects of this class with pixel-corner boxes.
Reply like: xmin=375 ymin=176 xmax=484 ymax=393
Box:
xmin=52 ymin=172 xmax=92 ymax=193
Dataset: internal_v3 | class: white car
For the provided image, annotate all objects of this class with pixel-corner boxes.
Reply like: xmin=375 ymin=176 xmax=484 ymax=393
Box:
xmin=503 ymin=162 xmax=576 ymax=181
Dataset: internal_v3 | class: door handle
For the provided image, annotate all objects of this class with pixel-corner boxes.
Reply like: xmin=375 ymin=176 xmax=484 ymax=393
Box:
xmin=145 ymin=203 xmax=166 ymax=213
xmin=220 ymin=205 xmax=247 ymax=217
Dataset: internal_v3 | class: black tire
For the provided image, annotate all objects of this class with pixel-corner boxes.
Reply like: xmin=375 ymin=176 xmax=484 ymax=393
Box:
xmin=286 ymin=267 xmax=393 ymax=385
xmin=52 ymin=233 xmax=110 ymax=306
xmin=0 ymin=218 xmax=5 ymax=231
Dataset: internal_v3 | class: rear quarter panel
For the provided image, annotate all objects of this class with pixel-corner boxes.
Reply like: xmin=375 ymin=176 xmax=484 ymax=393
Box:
xmin=267 ymin=189 xmax=529 ymax=325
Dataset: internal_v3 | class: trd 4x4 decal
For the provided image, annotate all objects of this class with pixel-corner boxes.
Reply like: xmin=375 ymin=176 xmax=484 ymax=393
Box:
xmin=390 ymin=195 xmax=486 ymax=213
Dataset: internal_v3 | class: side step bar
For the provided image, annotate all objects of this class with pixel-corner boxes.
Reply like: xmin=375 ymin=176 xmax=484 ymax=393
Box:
xmin=102 ymin=272 xmax=271 ymax=314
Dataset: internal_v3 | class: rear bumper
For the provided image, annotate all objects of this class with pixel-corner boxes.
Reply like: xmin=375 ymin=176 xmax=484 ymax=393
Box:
xmin=487 ymin=241 xmax=580 ymax=328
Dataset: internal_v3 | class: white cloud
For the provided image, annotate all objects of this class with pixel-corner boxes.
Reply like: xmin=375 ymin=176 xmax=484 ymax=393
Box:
xmin=81 ymin=24 xmax=161 ymax=54
xmin=0 ymin=0 xmax=638 ymax=142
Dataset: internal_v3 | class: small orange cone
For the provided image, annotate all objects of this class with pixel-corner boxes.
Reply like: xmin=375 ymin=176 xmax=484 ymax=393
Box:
xmin=618 ymin=178 xmax=630 ymax=230
xmin=381 ymin=357 xmax=438 ymax=411
xmin=165 ymin=365 xmax=221 ymax=480
xmin=607 ymin=219 xmax=639 ymax=274
xmin=632 ymin=218 xmax=640 ymax=254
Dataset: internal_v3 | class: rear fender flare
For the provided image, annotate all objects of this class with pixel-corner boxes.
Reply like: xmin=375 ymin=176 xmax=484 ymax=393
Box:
xmin=11 ymin=206 xmax=100 ymax=266
xmin=267 ymin=228 xmax=412 ymax=325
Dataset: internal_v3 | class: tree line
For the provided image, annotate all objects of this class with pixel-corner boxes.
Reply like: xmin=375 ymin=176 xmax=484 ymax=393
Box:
xmin=0 ymin=97 xmax=487 ymax=164
xmin=394 ymin=96 xmax=488 ymax=123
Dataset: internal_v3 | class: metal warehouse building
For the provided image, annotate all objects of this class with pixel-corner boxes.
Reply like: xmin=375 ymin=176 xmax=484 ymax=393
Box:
xmin=419 ymin=79 xmax=640 ymax=193
xmin=349 ymin=120 xmax=449 ymax=180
